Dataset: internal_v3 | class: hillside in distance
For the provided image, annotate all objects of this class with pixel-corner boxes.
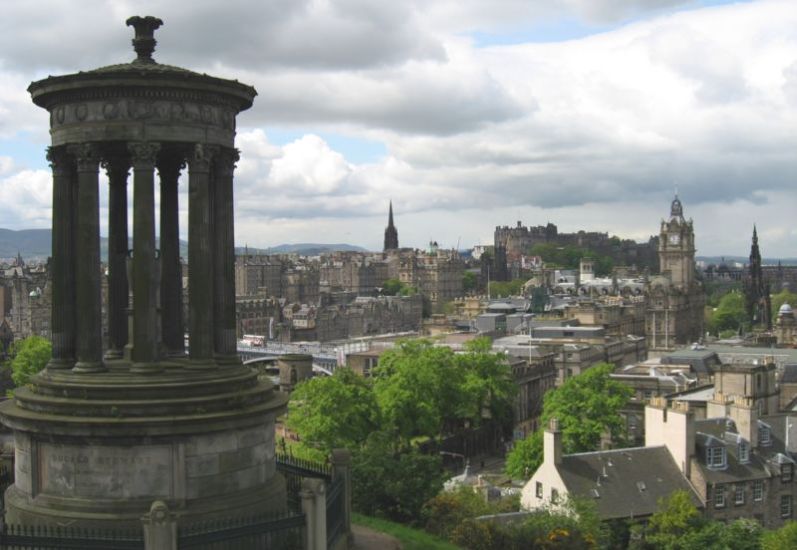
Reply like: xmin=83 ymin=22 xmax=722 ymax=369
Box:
xmin=0 ymin=229 xmax=367 ymax=261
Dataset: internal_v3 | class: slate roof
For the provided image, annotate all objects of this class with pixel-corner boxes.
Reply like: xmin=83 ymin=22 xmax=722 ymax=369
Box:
xmin=660 ymin=350 xmax=722 ymax=376
xmin=693 ymin=416 xmax=797 ymax=484
xmin=558 ymin=446 xmax=702 ymax=520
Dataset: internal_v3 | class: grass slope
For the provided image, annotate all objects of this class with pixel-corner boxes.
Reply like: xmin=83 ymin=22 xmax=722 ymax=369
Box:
xmin=352 ymin=513 xmax=461 ymax=550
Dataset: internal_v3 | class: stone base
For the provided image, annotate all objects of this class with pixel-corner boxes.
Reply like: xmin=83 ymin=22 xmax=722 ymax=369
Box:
xmin=4 ymin=472 xmax=287 ymax=528
xmin=0 ymin=364 xmax=288 ymax=530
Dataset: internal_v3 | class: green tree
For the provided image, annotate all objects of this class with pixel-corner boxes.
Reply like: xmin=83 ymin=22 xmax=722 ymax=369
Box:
xmin=771 ymin=289 xmax=797 ymax=323
xmin=488 ymin=279 xmax=525 ymax=298
xmin=286 ymin=368 xmax=381 ymax=452
xmin=373 ymin=340 xmax=466 ymax=446
xmin=8 ymin=335 xmax=51 ymax=388
xmin=762 ymin=520 xmax=797 ymax=550
xmin=463 ymin=271 xmax=478 ymax=293
xmin=382 ymin=278 xmax=405 ymax=296
xmin=505 ymin=363 xmax=631 ymax=478
xmin=644 ymin=489 xmax=705 ymax=548
xmin=455 ymin=337 xmax=516 ymax=430
xmin=709 ymin=290 xmax=747 ymax=334
xmin=422 ymin=486 xmax=493 ymax=539
xmin=504 ymin=430 xmax=543 ymax=479
xmin=351 ymin=433 xmax=445 ymax=524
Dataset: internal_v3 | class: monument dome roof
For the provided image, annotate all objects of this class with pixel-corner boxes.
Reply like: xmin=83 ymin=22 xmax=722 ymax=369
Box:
xmin=28 ymin=15 xmax=256 ymax=112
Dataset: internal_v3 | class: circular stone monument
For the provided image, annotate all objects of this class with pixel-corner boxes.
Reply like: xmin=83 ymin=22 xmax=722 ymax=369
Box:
xmin=0 ymin=16 xmax=287 ymax=527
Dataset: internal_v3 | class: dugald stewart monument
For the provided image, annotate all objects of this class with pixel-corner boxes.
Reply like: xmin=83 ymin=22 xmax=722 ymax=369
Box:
xmin=0 ymin=16 xmax=288 ymax=527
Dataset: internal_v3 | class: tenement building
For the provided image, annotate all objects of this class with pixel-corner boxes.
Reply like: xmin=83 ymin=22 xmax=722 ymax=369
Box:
xmin=645 ymin=196 xmax=705 ymax=350
xmin=398 ymin=242 xmax=464 ymax=305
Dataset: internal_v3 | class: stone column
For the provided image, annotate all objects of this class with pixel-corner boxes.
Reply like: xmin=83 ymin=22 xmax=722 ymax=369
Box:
xmin=71 ymin=143 xmax=105 ymax=373
xmin=331 ymin=449 xmax=353 ymax=545
xmin=213 ymin=148 xmax=239 ymax=364
xmin=186 ymin=144 xmax=216 ymax=368
xmin=103 ymin=153 xmax=130 ymax=360
xmin=158 ymin=154 xmax=185 ymax=357
xmin=45 ymin=146 xmax=76 ymax=369
xmin=301 ymin=478 xmax=327 ymax=550
xmin=129 ymin=142 xmax=162 ymax=373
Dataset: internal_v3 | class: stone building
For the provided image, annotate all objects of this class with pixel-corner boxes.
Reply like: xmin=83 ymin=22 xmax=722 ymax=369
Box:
xmin=525 ymin=393 xmax=797 ymax=529
xmin=645 ymin=196 xmax=706 ymax=350
xmin=493 ymin=220 xmax=658 ymax=277
xmin=398 ymin=243 xmax=464 ymax=305
xmin=319 ymin=252 xmax=389 ymax=296
xmin=1 ymin=258 xmax=51 ymax=341
xmin=235 ymin=296 xmax=283 ymax=339
xmin=234 ymin=254 xmax=284 ymax=297
xmin=283 ymin=295 xmax=423 ymax=342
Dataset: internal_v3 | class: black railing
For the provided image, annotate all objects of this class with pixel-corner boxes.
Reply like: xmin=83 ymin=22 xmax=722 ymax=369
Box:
xmin=276 ymin=453 xmax=331 ymax=480
xmin=0 ymin=524 xmax=144 ymax=549
xmin=179 ymin=511 xmax=305 ymax=550
xmin=326 ymin=475 xmax=345 ymax=549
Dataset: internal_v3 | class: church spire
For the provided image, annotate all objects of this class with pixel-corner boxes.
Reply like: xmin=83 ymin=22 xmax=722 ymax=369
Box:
xmin=384 ymin=201 xmax=399 ymax=251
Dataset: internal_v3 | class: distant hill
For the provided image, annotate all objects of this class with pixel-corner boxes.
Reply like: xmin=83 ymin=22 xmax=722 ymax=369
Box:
xmin=0 ymin=228 xmax=367 ymax=262
xmin=235 ymin=243 xmax=369 ymax=255
xmin=0 ymin=229 xmax=51 ymax=260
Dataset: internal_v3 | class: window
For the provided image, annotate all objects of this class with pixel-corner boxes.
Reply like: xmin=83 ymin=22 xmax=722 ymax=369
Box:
xmin=551 ymin=488 xmax=559 ymax=504
xmin=707 ymin=446 xmax=726 ymax=469
xmin=782 ymin=463 xmax=794 ymax=483
xmin=760 ymin=425 xmax=771 ymax=446
xmin=738 ymin=443 xmax=750 ymax=464
xmin=536 ymin=482 xmax=543 ymax=498
xmin=714 ymin=485 xmax=726 ymax=508
xmin=734 ymin=484 xmax=745 ymax=505
xmin=781 ymin=495 xmax=792 ymax=518
xmin=753 ymin=481 xmax=763 ymax=502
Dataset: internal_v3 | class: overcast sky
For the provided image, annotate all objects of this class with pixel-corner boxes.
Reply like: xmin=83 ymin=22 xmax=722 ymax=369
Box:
xmin=1 ymin=0 xmax=796 ymax=257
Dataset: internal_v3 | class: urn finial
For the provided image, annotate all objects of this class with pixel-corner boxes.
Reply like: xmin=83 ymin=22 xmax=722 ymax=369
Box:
xmin=125 ymin=16 xmax=163 ymax=64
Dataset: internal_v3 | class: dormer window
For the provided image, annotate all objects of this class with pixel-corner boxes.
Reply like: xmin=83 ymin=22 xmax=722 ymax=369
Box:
xmin=739 ymin=442 xmax=750 ymax=463
xmin=760 ymin=425 xmax=772 ymax=446
xmin=707 ymin=446 xmax=727 ymax=469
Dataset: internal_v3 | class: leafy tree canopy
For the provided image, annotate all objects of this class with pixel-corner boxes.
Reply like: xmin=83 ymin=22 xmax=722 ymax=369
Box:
xmin=505 ymin=363 xmax=631 ymax=478
xmin=708 ymin=290 xmax=747 ymax=335
xmin=8 ymin=335 xmax=51 ymax=388
xmin=462 ymin=271 xmax=478 ymax=293
xmin=286 ymin=368 xmax=381 ymax=452
xmin=488 ymin=279 xmax=526 ymax=298
xmin=530 ymin=243 xmax=613 ymax=277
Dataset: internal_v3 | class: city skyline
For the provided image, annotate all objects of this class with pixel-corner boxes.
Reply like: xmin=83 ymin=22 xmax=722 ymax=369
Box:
xmin=1 ymin=0 xmax=796 ymax=255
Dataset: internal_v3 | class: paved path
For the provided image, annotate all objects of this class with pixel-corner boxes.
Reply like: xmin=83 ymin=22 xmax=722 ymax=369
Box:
xmin=351 ymin=524 xmax=402 ymax=550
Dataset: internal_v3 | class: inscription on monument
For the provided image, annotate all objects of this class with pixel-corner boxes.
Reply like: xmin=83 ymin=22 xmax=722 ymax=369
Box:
xmin=40 ymin=444 xmax=172 ymax=499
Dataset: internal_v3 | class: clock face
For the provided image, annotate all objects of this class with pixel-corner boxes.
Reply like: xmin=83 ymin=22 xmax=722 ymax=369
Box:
xmin=669 ymin=234 xmax=680 ymax=245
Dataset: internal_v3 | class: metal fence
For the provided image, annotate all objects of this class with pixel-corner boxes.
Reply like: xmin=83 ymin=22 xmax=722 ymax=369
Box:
xmin=178 ymin=511 xmax=305 ymax=550
xmin=325 ymin=475 xmax=345 ymax=549
xmin=0 ymin=525 xmax=144 ymax=550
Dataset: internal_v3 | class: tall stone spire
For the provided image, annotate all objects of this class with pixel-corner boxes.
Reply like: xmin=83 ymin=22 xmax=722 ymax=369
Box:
xmin=745 ymin=224 xmax=771 ymax=330
xmin=384 ymin=200 xmax=399 ymax=251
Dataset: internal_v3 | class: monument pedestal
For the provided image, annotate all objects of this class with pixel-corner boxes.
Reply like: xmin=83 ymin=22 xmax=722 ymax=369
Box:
xmin=0 ymin=363 xmax=287 ymax=527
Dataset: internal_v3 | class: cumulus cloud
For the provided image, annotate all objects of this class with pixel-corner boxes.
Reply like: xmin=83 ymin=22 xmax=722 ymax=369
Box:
xmin=1 ymin=0 xmax=796 ymax=256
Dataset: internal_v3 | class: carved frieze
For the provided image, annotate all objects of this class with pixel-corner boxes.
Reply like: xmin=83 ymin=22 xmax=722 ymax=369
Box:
xmin=50 ymin=98 xmax=236 ymax=131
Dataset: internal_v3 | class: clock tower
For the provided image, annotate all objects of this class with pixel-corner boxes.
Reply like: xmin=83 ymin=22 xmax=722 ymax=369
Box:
xmin=659 ymin=195 xmax=695 ymax=290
